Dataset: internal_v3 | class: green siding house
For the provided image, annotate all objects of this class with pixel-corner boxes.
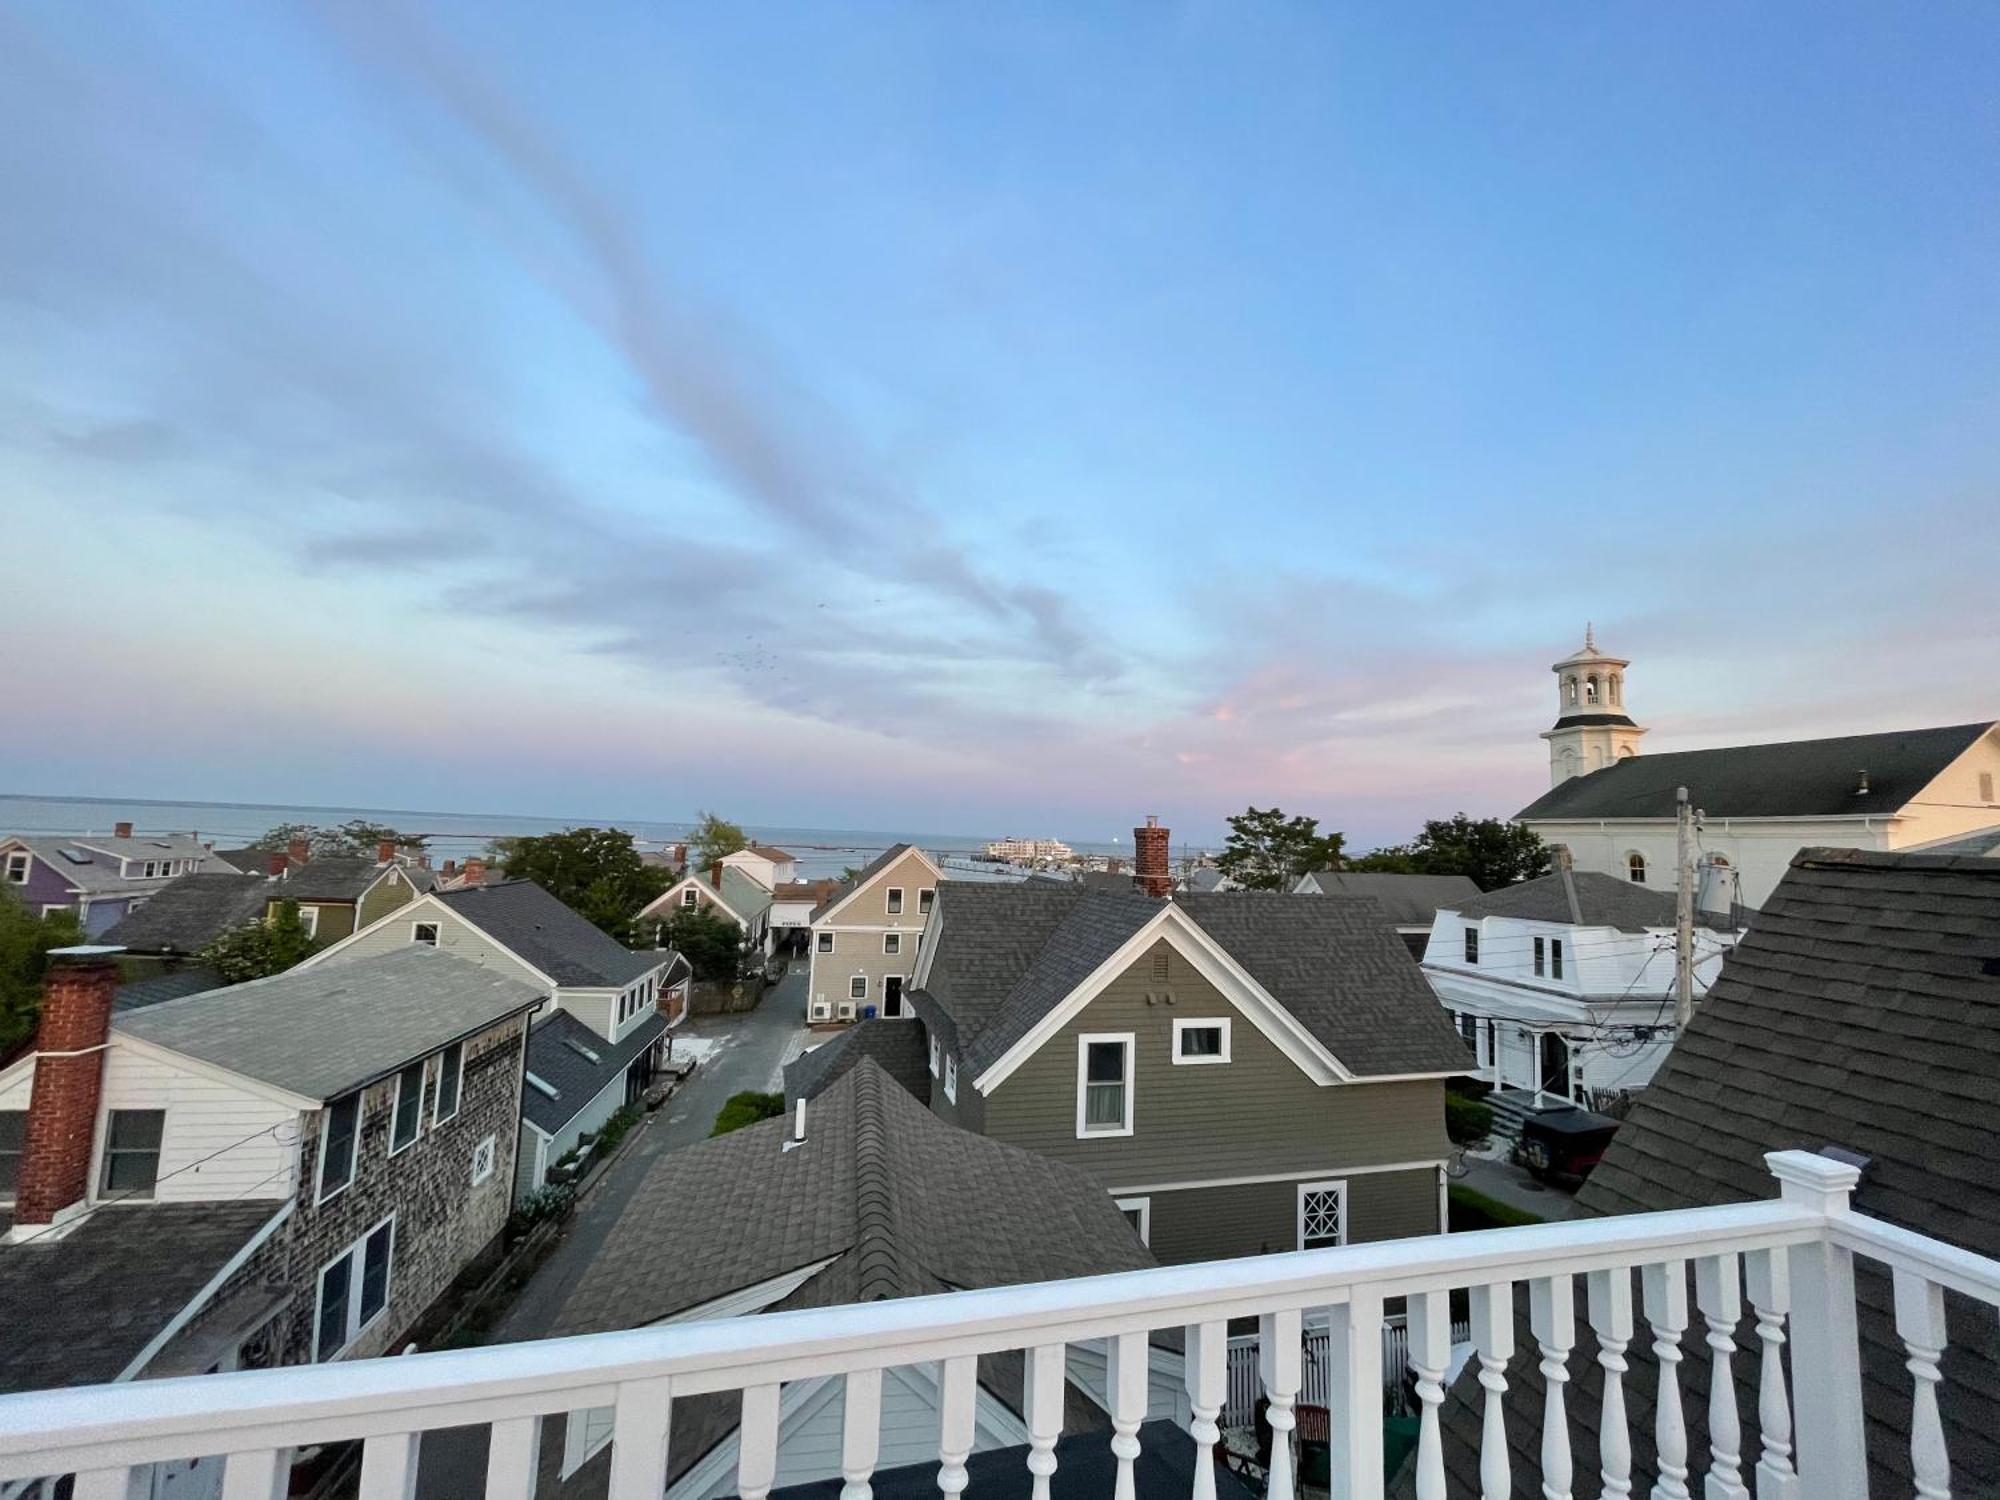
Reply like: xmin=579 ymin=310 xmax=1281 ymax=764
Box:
xmin=904 ymin=884 xmax=1473 ymax=1265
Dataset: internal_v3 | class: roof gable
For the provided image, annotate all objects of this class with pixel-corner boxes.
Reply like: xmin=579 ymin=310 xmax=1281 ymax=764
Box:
xmin=809 ymin=844 xmax=942 ymax=924
xmin=431 ymin=881 xmax=664 ymax=988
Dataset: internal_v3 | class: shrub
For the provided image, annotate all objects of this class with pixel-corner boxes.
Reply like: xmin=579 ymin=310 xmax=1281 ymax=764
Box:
xmin=1445 ymin=1093 xmax=1494 ymax=1146
xmin=1447 ymin=1185 xmax=1544 ymax=1231
xmin=597 ymin=1103 xmax=642 ymax=1152
xmin=514 ymin=1183 xmax=576 ymax=1226
xmin=711 ymin=1090 xmax=786 ymax=1136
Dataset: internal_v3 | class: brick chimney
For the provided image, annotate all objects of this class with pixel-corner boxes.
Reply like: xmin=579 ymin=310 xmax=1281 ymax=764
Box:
xmin=288 ymin=837 xmax=310 ymax=866
xmin=461 ymin=858 xmax=486 ymax=887
xmin=442 ymin=859 xmax=459 ymax=878
xmin=10 ymin=948 xmax=121 ymax=1239
xmin=709 ymin=860 xmax=724 ymax=889
xmin=1135 ymin=815 xmax=1172 ymax=898
xmin=376 ymin=840 xmax=397 ymax=865
xmin=113 ymin=821 xmax=133 ymax=840
xmin=266 ymin=852 xmax=288 ymax=877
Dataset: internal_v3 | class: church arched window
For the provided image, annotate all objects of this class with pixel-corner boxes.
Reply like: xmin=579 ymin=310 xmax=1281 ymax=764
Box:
xmin=1564 ymin=676 xmax=1578 ymax=707
xmin=1626 ymin=852 xmax=1647 ymax=884
xmin=1584 ymin=676 xmax=1599 ymax=704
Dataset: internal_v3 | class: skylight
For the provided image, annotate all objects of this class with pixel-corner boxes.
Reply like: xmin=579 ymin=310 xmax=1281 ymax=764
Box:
xmin=563 ymin=1038 xmax=603 ymax=1064
xmin=525 ymin=1072 xmax=560 ymax=1098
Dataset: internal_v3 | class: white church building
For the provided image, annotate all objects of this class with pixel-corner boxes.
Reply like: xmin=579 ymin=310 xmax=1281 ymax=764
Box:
xmin=1516 ymin=631 xmax=2000 ymax=907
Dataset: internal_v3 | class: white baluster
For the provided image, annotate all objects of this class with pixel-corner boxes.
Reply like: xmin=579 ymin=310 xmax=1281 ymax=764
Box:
xmin=1025 ymin=1343 xmax=1067 ymax=1500
xmin=1742 ymin=1249 xmax=1798 ymax=1500
xmin=1327 ymin=1293 xmax=1385 ymax=1498
xmin=607 ymin=1377 xmax=674 ymax=1500
xmin=1766 ymin=1150 xmax=1866 ymax=1500
xmin=484 ymin=1418 xmax=541 ymax=1500
xmin=1108 ymin=1331 xmax=1149 ymax=1500
xmin=938 ymin=1355 xmax=978 ymax=1500
xmin=1588 ymin=1267 xmax=1636 ymax=1500
xmin=1530 ymin=1274 xmax=1577 ymax=1500
xmin=70 ymin=1471 xmax=131 ymax=1500
xmin=1184 ymin=1323 xmax=1226 ymax=1500
xmin=1694 ymin=1255 xmax=1748 ymax=1500
xmin=1407 ymin=1291 xmax=1452 ymax=1500
xmin=1258 ymin=1308 xmax=1303 ymax=1500
xmin=1642 ymin=1261 xmax=1691 ymax=1500
xmin=1469 ymin=1282 xmax=1515 ymax=1500
xmin=358 ymin=1432 xmax=420 ymax=1500
xmin=1893 ymin=1269 xmax=1953 ymax=1500
xmin=841 ymin=1369 xmax=883 ymax=1500
xmin=221 ymin=1448 xmax=290 ymax=1500
xmin=738 ymin=1384 xmax=783 ymax=1500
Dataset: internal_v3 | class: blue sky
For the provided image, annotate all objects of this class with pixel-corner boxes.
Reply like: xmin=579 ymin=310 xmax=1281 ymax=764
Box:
xmin=2 ymin=3 xmax=1995 ymax=845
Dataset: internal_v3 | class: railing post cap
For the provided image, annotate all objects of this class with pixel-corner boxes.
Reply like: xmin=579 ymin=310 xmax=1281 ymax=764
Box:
xmin=1766 ymin=1148 xmax=1861 ymax=1207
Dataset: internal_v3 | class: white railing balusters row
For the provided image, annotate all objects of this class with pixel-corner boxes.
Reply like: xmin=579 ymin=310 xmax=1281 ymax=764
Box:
xmin=1468 ymin=1282 xmax=1513 ymax=1500
xmin=1024 ymin=1343 xmax=1064 ymax=1500
xmin=1107 ymin=1333 xmax=1148 ymax=1500
xmin=936 ymin=1357 xmax=977 ymax=1500
xmin=840 ymin=1369 xmax=882 ymax=1500
xmin=1892 ymin=1269 xmax=1953 ymax=1500
xmin=1183 ymin=1325 xmax=1224 ymax=1500
xmin=1530 ymin=1274 xmax=1576 ymax=1500
xmin=1406 ymin=1291 xmax=1451 ymax=1500
xmin=1258 ymin=1308 xmax=1302 ymax=1500
xmin=1694 ymin=1255 xmax=1748 ymax=1500
xmin=1588 ymin=1267 xmax=1636 ymax=1500
xmin=1641 ymin=1261 xmax=1691 ymax=1500
xmin=737 ymin=1383 xmax=782 ymax=1500
xmin=483 ymin=1417 xmax=539 ymax=1500
xmin=1327 ymin=1294 xmax=1385 ymax=1496
xmin=1742 ymin=1249 xmax=1798 ymax=1500
xmin=607 ymin=1376 xmax=673 ymax=1500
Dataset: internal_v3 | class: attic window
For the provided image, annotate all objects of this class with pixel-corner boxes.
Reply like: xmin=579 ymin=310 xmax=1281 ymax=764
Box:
xmin=3 ymin=853 xmax=26 ymax=884
xmin=412 ymin=922 xmax=439 ymax=946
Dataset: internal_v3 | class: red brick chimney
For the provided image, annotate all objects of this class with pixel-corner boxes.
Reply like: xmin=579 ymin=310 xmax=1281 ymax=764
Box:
xmin=113 ymin=821 xmax=133 ymax=839
xmin=11 ymin=949 xmax=120 ymax=1237
xmin=709 ymin=860 xmax=724 ymax=889
xmin=376 ymin=840 xmax=397 ymax=864
xmin=1134 ymin=815 xmax=1172 ymax=898
xmin=266 ymin=852 xmax=289 ymax=877
xmin=288 ymin=837 xmax=310 ymax=866
xmin=461 ymin=857 xmax=486 ymax=887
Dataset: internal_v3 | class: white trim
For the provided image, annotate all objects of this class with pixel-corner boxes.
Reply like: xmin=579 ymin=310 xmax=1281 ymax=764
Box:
xmin=928 ymin=1032 xmax=940 ymax=1078
xmin=294 ymin=905 xmax=320 ymax=940
xmin=848 ymin=974 xmax=868 ymax=1002
xmin=1075 ymin=1032 xmax=1134 ymax=1138
xmin=113 ymin=1202 xmax=296 ymax=1383
xmin=882 ymin=932 xmax=901 ymax=956
xmin=1170 ymin=1016 xmax=1231 ymax=1065
xmin=944 ymin=1054 xmax=958 ymax=1104
xmin=1296 ymin=1178 xmax=1349 ymax=1250
xmin=410 ymin=920 xmax=440 ymax=946
xmin=975 ymin=904 xmax=1348 ymax=1094
xmin=294 ymin=893 xmax=561 ymax=988
xmin=1114 ymin=1196 xmax=1151 ymax=1246
xmin=809 ymin=846 xmax=945 ymax=928
xmin=105 ymin=1031 xmax=318 ymax=1112
xmin=816 ymin=931 xmax=835 ymax=954
xmin=314 ymin=1213 xmax=396 ymax=1362
xmin=885 ymin=886 xmax=904 ymax=916
xmin=387 ymin=1063 xmax=424 ymax=1157
xmin=432 ymin=1041 xmax=466 ymax=1126
xmin=641 ymin=875 xmax=749 ymax=928
xmin=470 ymin=1134 xmax=496 ymax=1186
xmin=1106 ymin=1159 xmax=1449 ymax=1196
xmin=2 ymin=852 xmax=28 ymax=885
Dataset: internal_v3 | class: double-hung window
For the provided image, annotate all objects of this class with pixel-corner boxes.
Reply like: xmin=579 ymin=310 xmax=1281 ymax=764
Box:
xmin=101 ymin=1109 xmax=165 ymax=1198
xmin=1076 ymin=1034 xmax=1134 ymax=1137
xmin=817 ymin=931 xmax=834 ymax=954
xmin=681 ymin=888 xmax=698 ymax=909
xmin=883 ymin=932 xmax=901 ymax=956
xmin=389 ymin=1062 xmax=425 ymax=1154
xmin=0 ymin=1111 xmax=23 ymax=1198
xmin=918 ymin=889 xmax=935 ymax=917
xmin=315 ymin=1217 xmax=394 ymax=1361
xmin=848 ymin=975 xmax=868 ymax=1002
xmin=1550 ymin=940 xmax=1565 ymax=980
xmin=432 ymin=1042 xmax=464 ymax=1126
xmin=4 ymin=852 xmax=27 ymax=884
xmin=885 ymin=887 xmax=904 ymax=916
xmin=1463 ymin=928 xmax=1479 ymax=964
xmin=318 ymin=1093 xmax=359 ymax=1200
xmin=1533 ymin=937 xmax=1546 ymax=977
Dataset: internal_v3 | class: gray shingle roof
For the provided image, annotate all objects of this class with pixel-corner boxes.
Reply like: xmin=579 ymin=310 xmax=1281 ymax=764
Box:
xmin=552 ymin=1057 xmax=1150 ymax=1336
xmin=919 ymin=885 xmax=1473 ymax=1079
xmin=0 ymin=1202 xmax=281 ymax=1392
xmin=718 ymin=865 xmax=773 ymax=920
xmin=434 ymin=880 xmax=663 ymax=987
xmin=0 ymin=835 xmax=226 ymax=896
xmin=114 ymin=967 xmax=226 ymax=1012
xmin=1404 ymin=847 xmax=2000 ymax=1500
xmin=1449 ymin=868 xmax=1745 ymax=932
xmin=522 ymin=1008 xmax=669 ymax=1134
xmin=1516 ymin=721 xmax=1994 ymax=821
xmin=271 ymin=856 xmax=390 ymax=902
xmin=1297 ymin=871 xmax=1482 ymax=925
xmin=116 ymin=946 xmax=543 ymax=1099
xmin=100 ymin=873 xmax=269 ymax=954
xmin=1914 ymin=823 xmax=2000 ymax=857
xmin=783 ymin=1020 xmax=931 ymax=1107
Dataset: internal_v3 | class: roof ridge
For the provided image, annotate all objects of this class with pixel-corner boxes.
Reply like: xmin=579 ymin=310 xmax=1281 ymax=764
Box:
xmin=846 ymin=1061 xmax=915 ymax=1301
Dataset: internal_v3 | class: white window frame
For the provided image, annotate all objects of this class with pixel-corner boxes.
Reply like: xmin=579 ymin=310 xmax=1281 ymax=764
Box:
xmin=5 ymin=852 xmax=30 ymax=884
xmin=470 ymin=1134 xmax=496 ymax=1186
xmin=919 ymin=888 xmax=936 ymax=916
xmin=885 ymin=887 xmax=904 ymax=916
xmin=411 ymin=921 xmax=439 ymax=946
xmin=928 ymin=1031 xmax=940 ymax=1077
xmin=882 ymin=932 xmax=901 ymax=956
xmin=944 ymin=1054 xmax=958 ymax=1104
xmin=432 ymin=1041 xmax=465 ymax=1126
xmin=680 ymin=887 xmax=699 ymax=909
xmin=314 ymin=1214 xmax=396 ymax=1362
xmin=1075 ymin=1032 xmax=1135 ymax=1139
xmin=296 ymin=905 xmax=320 ymax=939
xmin=1114 ymin=1195 xmax=1152 ymax=1245
xmin=388 ymin=1064 xmax=424 ymax=1157
xmin=316 ymin=1092 xmax=360 ymax=1203
xmin=849 ymin=974 xmax=868 ymax=1001
xmin=817 ymin=931 xmax=834 ymax=954
xmin=1296 ymin=1178 xmax=1349 ymax=1250
xmin=1171 ymin=1016 xmax=1231 ymax=1065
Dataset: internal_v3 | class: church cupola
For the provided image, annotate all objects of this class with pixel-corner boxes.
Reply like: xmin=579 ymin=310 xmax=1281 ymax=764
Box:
xmin=1540 ymin=625 xmax=1647 ymax=785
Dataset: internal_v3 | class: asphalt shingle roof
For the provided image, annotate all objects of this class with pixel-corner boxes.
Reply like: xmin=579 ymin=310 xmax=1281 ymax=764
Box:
xmin=1297 ymin=871 xmax=1482 ymax=924
xmin=919 ymin=885 xmax=1473 ymax=1079
xmin=1403 ymin=847 xmax=2000 ymax=1500
xmin=1449 ymin=868 xmax=1746 ymax=932
xmin=114 ymin=967 xmax=226 ymax=1012
xmin=783 ymin=1020 xmax=931 ymax=1107
xmin=116 ymin=945 xmax=543 ymax=1100
xmin=1515 ymin=721 xmax=1994 ymax=821
xmin=435 ymin=880 xmax=663 ymax=987
xmin=521 ymin=1008 xmax=669 ymax=1134
xmin=271 ymin=856 xmax=390 ymax=902
xmin=100 ymin=873 xmax=269 ymax=954
xmin=0 ymin=835 xmax=225 ymax=896
xmin=0 ymin=1202 xmax=282 ymax=1392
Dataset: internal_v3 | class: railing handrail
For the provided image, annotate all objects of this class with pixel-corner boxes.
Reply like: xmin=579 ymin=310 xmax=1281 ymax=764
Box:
xmin=1830 ymin=1212 xmax=2000 ymax=1308
xmin=0 ymin=1200 xmax=1825 ymax=1478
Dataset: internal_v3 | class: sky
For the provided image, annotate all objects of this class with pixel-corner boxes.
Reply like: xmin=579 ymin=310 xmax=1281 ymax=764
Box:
xmin=1 ymin=3 xmax=1995 ymax=846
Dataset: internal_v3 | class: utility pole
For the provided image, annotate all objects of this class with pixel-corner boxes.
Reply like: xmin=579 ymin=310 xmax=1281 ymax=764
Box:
xmin=1674 ymin=785 xmax=1696 ymax=1030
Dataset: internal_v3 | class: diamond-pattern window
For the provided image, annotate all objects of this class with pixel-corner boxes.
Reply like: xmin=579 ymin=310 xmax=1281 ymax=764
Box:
xmin=1300 ymin=1185 xmax=1344 ymax=1248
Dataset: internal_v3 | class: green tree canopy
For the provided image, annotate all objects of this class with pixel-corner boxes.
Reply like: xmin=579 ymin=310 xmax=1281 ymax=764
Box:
xmin=711 ymin=1091 xmax=785 ymax=1137
xmin=1214 ymin=807 xmax=1347 ymax=891
xmin=0 ymin=891 xmax=84 ymax=1052
xmin=646 ymin=906 xmax=747 ymax=983
xmin=1348 ymin=814 xmax=1550 ymax=891
xmin=688 ymin=811 xmax=749 ymax=871
xmin=253 ymin=820 xmax=423 ymax=857
xmin=199 ymin=899 xmax=319 ymax=985
xmin=494 ymin=827 xmax=668 ymax=941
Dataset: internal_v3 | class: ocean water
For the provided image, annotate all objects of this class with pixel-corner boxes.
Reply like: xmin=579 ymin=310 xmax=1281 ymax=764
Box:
xmin=0 ymin=794 xmax=1156 ymax=883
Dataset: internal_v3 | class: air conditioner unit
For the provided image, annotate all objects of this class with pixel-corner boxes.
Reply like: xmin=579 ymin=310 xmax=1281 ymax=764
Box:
xmin=837 ymin=1000 xmax=856 ymax=1021
xmin=809 ymin=999 xmax=830 ymax=1022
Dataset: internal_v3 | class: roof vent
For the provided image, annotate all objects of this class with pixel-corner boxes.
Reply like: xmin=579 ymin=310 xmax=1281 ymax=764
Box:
xmin=525 ymin=1071 xmax=560 ymax=1099
xmin=1855 ymin=769 xmax=1870 ymax=795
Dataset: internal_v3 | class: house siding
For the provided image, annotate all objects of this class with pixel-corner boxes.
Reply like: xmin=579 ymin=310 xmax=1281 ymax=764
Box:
xmin=1135 ymin=1168 xmax=1442 ymax=1264
xmin=316 ymin=903 xmax=549 ymax=992
xmin=805 ymin=850 xmax=939 ymax=1022
xmin=357 ymin=870 xmax=419 ymax=929
xmin=1 ymin=852 xmax=82 ymax=916
xmin=971 ymin=938 xmax=1449 ymax=1258
xmin=92 ymin=1046 xmax=300 ymax=1203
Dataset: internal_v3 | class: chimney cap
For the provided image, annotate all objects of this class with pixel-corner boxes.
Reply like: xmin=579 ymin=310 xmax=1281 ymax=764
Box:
xmin=48 ymin=945 xmax=126 ymax=960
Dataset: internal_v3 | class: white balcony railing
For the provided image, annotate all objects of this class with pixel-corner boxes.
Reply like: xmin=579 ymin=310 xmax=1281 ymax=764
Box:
xmin=2 ymin=1151 xmax=1994 ymax=1500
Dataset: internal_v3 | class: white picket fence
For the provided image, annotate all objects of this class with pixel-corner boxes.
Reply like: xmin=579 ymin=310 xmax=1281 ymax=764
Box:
xmin=1224 ymin=1311 xmax=1471 ymax=1427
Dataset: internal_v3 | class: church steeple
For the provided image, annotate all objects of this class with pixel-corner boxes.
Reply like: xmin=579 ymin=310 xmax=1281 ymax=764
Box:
xmin=1540 ymin=629 xmax=1647 ymax=785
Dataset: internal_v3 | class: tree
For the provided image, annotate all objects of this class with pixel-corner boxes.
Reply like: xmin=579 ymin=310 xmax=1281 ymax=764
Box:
xmin=253 ymin=820 xmax=423 ymax=857
xmin=710 ymin=1091 xmax=785 ymax=1137
xmin=688 ymin=811 xmax=748 ymax=871
xmin=1214 ymin=807 xmax=1347 ymax=891
xmin=649 ymin=907 xmax=747 ymax=983
xmin=494 ymin=827 xmax=668 ymax=940
xmin=1349 ymin=814 xmax=1551 ymax=891
xmin=0 ymin=891 xmax=84 ymax=1053
xmin=198 ymin=900 xmax=319 ymax=984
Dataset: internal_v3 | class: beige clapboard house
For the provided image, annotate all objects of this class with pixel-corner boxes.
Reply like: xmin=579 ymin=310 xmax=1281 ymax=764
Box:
xmin=803 ymin=843 xmax=942 ymax=1023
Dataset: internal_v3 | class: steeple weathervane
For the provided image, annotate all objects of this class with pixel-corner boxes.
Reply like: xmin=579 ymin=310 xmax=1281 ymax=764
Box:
xmin=1584 ymin=621 xmax=1595 ymax=652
